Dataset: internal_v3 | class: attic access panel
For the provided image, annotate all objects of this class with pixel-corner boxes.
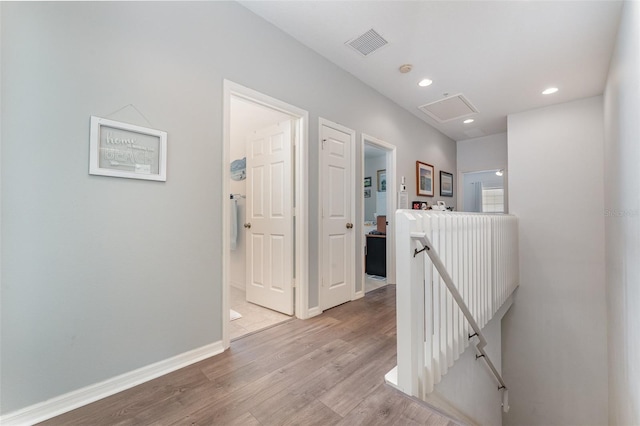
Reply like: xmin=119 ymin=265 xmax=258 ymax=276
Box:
xmin=418 ymin=94 xmax=478 ymax=123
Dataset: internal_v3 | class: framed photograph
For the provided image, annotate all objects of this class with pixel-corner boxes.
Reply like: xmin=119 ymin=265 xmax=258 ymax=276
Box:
xmin=364 ymin=176 xmax=372 ymax=187
xmin=416 ymin=161 xmax=434 ymax=196
xmin=89 ymin=116 xmax=167 ymax=181
xmin=377 ymin=169 xmax=386 ymax=192
xmin=440 ymin=170 xmax=454 ymax=197
xmin=364 ymin=188 xmax=372 ymax=198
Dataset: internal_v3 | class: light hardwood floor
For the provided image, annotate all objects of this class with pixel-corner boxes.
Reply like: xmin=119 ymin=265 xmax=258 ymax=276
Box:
xmin=40 ymin=286 xmax=457 ymax=426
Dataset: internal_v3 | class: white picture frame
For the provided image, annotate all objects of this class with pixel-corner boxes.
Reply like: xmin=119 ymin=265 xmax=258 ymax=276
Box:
xmin=89 ymin=116 xmax=167 ymax=181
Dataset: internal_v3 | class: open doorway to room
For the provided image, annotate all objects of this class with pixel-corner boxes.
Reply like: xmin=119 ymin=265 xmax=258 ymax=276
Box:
xmin=459 ymin=169 xmax=507 ymax=213
xmin=222 ymin=81 xmax=309 ymax=348
xmin=361 ymin=134 xmax=397 ymax=294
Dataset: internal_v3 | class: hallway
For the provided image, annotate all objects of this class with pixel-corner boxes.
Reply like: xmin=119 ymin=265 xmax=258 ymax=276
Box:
xmin=41 ymin=286 xmax=456 ymax=425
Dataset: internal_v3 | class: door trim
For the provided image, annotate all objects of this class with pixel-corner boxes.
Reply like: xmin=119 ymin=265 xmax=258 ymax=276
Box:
xmin=318 ymin=118 xmax=356 ymax=311
xmin=222 ymin=80 xmax=310 ymax=349
xmin=360 ymin=134 xmax=397 ymax=294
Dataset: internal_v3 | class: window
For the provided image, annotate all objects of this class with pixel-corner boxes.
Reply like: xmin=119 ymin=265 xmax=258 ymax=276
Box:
xmin=482 ymin=188 xmax=504 ymax=213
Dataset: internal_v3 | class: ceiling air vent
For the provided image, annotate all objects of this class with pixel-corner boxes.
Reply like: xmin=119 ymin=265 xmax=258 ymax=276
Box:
xmin=346 ymin=28 xmax=388 ymax=56
xmin=418 ymin=94 xmax=479 ymax=123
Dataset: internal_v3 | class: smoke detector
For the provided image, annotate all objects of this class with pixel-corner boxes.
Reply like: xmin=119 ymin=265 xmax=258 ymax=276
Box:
xmin=399 ymin=64 xmax=413 ymax=74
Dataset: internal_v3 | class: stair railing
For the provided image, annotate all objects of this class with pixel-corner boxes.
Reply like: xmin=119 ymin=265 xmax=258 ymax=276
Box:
xmin=390 ymin=210 xmax=518 ymax=413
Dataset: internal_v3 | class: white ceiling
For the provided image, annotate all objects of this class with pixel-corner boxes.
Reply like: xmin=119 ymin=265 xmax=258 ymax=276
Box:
xmin=241 ymin=0 xmax=623 ymax=141
xmin=364 ymin=143 xmax=386 ymax=159
xmin=231 ymin=96 xmax=292 ymax=137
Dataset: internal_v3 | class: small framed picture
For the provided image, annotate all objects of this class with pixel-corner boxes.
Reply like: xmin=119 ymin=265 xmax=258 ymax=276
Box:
xmin=416 ymin=161 xmax=434 ymax=196
xmin=89 ymin=116 xmax=167 ymax=181
xmin=440 ymin=171 xmax=454 ymax=197
xmin=364 ymin=188 xmax=372 ymax=198
xmin=364 ymin=176 xmax=372 ymax=187
xmin=377 ymin=169 xmax=386 ymax=192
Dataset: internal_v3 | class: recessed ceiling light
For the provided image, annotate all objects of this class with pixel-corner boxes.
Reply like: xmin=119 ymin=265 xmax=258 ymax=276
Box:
xmin=463 ymin=118 xmax=474 ymax=124
xmin=542 ymin=87 xmax=559 ymax=95
xmin=418 ymin=78 xmax=433 ymax=87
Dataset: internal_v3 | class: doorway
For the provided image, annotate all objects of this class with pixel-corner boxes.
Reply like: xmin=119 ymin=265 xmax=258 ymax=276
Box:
xmin=361 ymin=134 xmax=397 ymax=294
xmin=222 ymin=81 xmax=309 ymax=348
xmin=458 ymin=169 xmax=507 ymax=213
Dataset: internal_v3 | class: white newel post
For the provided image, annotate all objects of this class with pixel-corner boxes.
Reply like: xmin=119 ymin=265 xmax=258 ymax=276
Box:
xmin=394 ymin=210 xmax=425 ymax=398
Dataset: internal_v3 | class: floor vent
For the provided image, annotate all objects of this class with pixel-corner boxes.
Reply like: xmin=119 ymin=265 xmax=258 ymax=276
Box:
xmin=418 ymin=94 xmax=479 ymax=123
xmin=346 ymin=28 xmax=388 ymax=56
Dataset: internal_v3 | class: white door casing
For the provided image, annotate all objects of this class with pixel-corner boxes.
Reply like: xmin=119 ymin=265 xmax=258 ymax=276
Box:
xmin=246 ymin=121 xmax=294 ymax=315
xmin=223 ymin=80 xmax=310 ymax=350
xmin=360 ymin=134 xmax=397 ymax=291
xmin=320 ymin=119 xmax=356 ymax=311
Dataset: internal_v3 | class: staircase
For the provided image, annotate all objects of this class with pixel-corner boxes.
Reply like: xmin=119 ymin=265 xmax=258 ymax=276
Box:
xmin=386 ymin=210 xmax=519 ymax=425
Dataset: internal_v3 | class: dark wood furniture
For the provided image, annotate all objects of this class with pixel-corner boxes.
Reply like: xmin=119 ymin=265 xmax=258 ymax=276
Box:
xmin=366 ymin=234 xmax=386 ymax=277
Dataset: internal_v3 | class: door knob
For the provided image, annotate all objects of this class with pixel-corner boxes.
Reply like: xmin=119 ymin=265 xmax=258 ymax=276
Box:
xmin=244 ymin=223 xmax=252 ymax=229
xmin=346 ymin=223 xmax=353 ymax=229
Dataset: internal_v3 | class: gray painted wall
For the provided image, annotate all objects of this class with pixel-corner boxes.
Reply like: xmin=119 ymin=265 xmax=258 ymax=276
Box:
xmin=505 ymin=97 xmax=608 ymax=425
xmin=0 ymin=2 xmax=456 ymax=413
xmin=603 ymin=2 xmax=640 ymax=423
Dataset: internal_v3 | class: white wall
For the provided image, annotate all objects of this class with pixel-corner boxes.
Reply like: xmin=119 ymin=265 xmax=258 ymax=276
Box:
xmin=229 ymin=116 xmax=247 ymax=291
xmin=457 ymin=132 xmax=508 ymax=172
xmin=228 ymin=98 xmax=292 ymax=291
xmin=504 ymin=97 xmax=608 ymax=425
xmin=0 ymin=2 xmax=456 ymax=414
xmin=603 ymin=1 xmax=640 ymax=424
xmin=457 ymin=132 xmax=508 ymax=212
xmin=432 ymin=300 xmax=511 ymax=426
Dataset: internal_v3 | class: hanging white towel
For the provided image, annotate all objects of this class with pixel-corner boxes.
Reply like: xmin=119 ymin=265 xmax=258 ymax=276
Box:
xmin=230 ymin=198 xmax=238 ymax=250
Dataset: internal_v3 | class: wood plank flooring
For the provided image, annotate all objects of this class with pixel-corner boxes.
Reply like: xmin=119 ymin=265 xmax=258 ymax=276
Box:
xmin=40 ymin=285 xmax=457 ymax=426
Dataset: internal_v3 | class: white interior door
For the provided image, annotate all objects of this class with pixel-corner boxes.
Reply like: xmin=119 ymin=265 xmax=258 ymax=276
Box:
xmin=320 ymin=121 xmax=355 ymax=310
xmin=246 ymin=120 xmax=294 ymax=315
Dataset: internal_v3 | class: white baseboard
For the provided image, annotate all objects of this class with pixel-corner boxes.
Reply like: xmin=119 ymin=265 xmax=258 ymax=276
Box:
xmin=307 ymin=306 xmax=322 ymax=318
xmin=422 ymin=390 xmax=480 ymax=426
xmin=0 ymin=340 xmax=224 ymax=426
xmin=384 ymin=365 xmax=399 ymax=390
xmin=230 ymin=281 xmax=245 ymax=291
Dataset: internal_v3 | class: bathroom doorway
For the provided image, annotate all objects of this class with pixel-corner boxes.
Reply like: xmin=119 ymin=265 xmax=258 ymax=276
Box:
xmin=222 ymin=80 xmax=309 ymax=347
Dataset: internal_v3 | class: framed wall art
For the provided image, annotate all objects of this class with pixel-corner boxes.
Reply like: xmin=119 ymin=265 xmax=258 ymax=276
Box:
xmin=364 ymin=176 xmax=372 ymax=187
xmin=440 ymin=170 xmax=454 ymax=197
xmin=416 ymin=161 xmax=434 ymax=196
xmin=377 ymin=169 xmax=386 ymax=192
xmin=89 ymin=116 xmax=167 ymax=181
